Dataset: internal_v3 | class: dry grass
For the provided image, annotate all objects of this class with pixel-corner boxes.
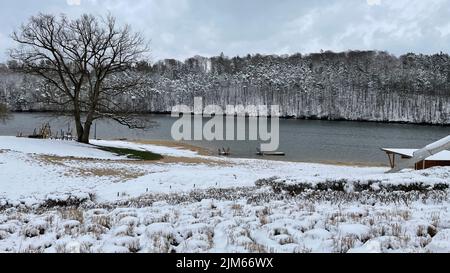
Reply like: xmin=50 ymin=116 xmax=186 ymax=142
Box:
xmin=91 ymin=214 xmax=113 ymax=229
xmin=1 ymin=185 xmax=448 ymax=253
xmin=333 ymin=235 xmax=357 ymax=253
xmin=36 ymin=155 xmax=146 ymax=180
xmin=38 ymin=155 xmax=146 ymax=181
xmin=73 ymin=167 xmax=146 ymax=180
xmin=244 ymin=242 xmax=268 ymax=253
xmin=37 ymin=148 xmax=230 ymax=171
xmin=59 ymin=208 xmax=85 ymax=223
xmin=231 ymin=203 xmax=243 ymax=210
xmin=38 ymin=155 xmax=97 ymax=166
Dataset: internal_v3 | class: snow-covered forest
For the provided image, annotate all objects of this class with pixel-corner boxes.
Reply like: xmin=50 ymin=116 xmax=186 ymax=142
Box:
xmin=1 ymin=50 xmax=449 ymax=124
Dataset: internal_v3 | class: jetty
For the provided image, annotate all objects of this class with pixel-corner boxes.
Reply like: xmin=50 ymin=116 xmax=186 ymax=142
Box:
xmin=382 ymin=135 xmax=450 ymax=172
xmin=256 ymin=148 xmax=286 ymax=156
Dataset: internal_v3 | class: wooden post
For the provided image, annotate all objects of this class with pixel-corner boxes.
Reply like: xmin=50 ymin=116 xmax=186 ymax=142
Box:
xmin=386 ymin=152 xmax=395 ymax=168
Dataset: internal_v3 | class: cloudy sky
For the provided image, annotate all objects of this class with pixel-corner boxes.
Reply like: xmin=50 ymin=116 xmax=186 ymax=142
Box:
xmin=0 ymin=0 xmax=450 ymax=62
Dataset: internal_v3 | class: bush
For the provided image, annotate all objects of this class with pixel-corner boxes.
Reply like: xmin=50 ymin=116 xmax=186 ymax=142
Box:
xmin=254 ymin=177 xmax=449 ymax=195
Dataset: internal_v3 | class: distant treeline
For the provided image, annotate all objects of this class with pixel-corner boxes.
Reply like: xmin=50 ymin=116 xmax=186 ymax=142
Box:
xmin=1 ymin=50 xmax=450 ymax=124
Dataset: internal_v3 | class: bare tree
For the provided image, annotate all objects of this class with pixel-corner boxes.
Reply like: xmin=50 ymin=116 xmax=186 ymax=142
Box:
xmin=0 ymin=103 xmax=8 ymax=122
xmin=10 ymin=13 xmax=150 ymax=143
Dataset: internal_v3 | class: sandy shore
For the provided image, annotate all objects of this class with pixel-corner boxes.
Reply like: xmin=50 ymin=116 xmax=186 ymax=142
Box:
xmin=131 ymin=139 xmax=387 ymax=167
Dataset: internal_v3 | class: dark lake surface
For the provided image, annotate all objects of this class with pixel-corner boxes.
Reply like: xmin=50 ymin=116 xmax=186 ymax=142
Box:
xmin=0 ymin=113 xmax=449 ymax=165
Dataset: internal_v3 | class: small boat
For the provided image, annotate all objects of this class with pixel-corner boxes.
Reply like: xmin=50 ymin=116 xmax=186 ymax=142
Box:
xmin=256 ymin=148 xmax=285 ymax=156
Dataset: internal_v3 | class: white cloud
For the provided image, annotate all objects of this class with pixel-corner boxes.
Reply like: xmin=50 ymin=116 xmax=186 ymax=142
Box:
xmin=66 ymin=0 xmax=81 ymax=6
xmin=436 ymin=22 xmax=450 ymax=37
xmin=2 ymin=0 xmax=450 ymax=62
xmin=160 ymin=33 xmax=175 ymax=45
xmin=366 ymin=0 xmax=381 ymax=6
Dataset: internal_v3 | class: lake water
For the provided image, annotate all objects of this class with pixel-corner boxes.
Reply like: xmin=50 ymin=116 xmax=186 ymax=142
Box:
xmin=0 ymin=113 xmax=449 ymax=165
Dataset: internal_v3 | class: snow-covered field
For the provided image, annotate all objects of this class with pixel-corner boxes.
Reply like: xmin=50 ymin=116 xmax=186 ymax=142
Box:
xmin=0 ymin=136 xmax=450 ymax=253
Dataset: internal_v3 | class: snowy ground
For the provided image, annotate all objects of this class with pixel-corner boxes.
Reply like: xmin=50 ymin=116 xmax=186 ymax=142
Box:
xmin=0 ymin=136 xmax=450 ymax=253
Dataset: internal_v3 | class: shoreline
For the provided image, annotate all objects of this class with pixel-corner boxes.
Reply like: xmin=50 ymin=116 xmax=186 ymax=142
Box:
xmin=0 ymin=135 xmax=390 ymax=167
xmin=130 ymin=139 xmax=386 ymax=167
xmin=7 ymin=110 xmax=450 ymax=127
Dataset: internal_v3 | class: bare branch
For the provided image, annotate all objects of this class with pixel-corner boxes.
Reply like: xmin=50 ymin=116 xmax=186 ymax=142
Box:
xmin=9 ymin=13 xmax=150 ymax=143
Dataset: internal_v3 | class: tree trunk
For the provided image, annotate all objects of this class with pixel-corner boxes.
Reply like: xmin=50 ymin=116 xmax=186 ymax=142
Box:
xmin=74 ymin=102 xmax=85 ymax=143
xmin=80 ymin=114 xmax=94 ymax=144
xmin=75 ymin=117 xmax=85 ymax=143
xmin=81 ymin=121 xmax=92 ymax=144
xmin=80 ymin=84 xmax=100 ymax=144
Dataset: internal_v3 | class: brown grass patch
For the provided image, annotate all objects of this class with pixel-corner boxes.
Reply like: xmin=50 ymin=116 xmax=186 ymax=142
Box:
xmin=36 ymin=155 xmax=146 ymax=180
xmin=35 ymin=152 xmax=231 ymax=183
xmin=59 ymin=208 xmax=85 ymax=223
xmin=38 ymin=152 xmax=230 ymax=167
xmin=38 ymin=155 xmax=70 ymax=166
xmin=72 ymin=167 xmax=146 ymax=180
